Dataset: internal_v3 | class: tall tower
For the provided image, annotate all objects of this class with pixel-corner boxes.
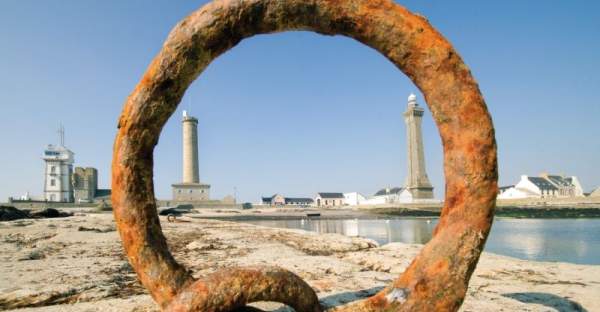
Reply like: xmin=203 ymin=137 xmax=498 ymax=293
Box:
xmin=182 ymin=110 xmax=200 ymax=183
xmin=403 ymin=94 xmax=434 ymax=199
xmin=172 ymin=111 xmax=210 ymax=202
xmin=43 ymin=125 xmax=75 ymax=202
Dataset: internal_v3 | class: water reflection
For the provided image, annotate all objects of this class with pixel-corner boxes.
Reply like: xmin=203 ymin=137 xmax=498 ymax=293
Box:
xmin=245 ymin=218 xmax=600 ymax=265
xmin=485 ymin=219 xmax=599 ymax=265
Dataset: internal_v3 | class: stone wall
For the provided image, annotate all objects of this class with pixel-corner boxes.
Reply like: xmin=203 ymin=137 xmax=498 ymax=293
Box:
xmin=4 ymin=201 xmax=97 ymax=210
xmin=156 ymin=199 xmax=239 ymax=209
xmin=496 ymin=196 xmax=600 ymax=208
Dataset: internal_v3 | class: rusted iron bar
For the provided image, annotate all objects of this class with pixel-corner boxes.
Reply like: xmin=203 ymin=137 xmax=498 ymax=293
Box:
xmin=112 ymin=0 xmax=497 ymax=311
xmin=165 ymin=266 xmax=321 ymax=312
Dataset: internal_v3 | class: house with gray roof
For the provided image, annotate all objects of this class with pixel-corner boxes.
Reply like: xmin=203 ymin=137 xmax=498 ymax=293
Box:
xmin=371 ymin=187 xmax=405 ymax=204
xmin=314 ymin=192 xmax=345 ymax=207
xmin=498 ymin=174 xmax=584 ymax=199
xmin=356 ymin=187 xmax=416 ymax=205
xmin=541 ymin=174 xmax=584 ymax=197
xmin=374 ymin=187 xmax=404 ymax=197
xmin=261 ymin=194 xmax=313 ymax=206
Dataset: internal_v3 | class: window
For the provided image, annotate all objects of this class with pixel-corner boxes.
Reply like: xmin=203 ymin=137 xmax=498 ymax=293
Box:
xmin=189 ymin=190 xmax=193 ymax=193
xmin=50 ymin=166 xmax=56 ymax=174
xmin=50 ymin=179 xmax=56 ymax=186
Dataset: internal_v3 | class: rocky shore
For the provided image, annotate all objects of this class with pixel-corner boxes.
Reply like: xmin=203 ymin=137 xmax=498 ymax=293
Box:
xmin=1 ymin=213 xmax=598 ymax=311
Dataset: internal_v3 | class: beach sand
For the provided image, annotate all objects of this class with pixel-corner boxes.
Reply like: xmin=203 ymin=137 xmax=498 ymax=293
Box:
xmin=1 ymin=212 xmax=598 ymax=311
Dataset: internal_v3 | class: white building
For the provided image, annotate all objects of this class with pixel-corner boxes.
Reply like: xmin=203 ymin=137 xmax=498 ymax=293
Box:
xmin=43 ymin=144 xmax=74 ymax=202
xmin=343 ymin=192 xmax=366 ymax=206
xmin=364 ymin=187 xmax=403 ymax=205
xmin=360 ymin=187 xmax=417 ymax=205
xmin=498 ymin=174 xmax=584 ymax=200
xmin=261 ymin=194 xmax=313 ymax=206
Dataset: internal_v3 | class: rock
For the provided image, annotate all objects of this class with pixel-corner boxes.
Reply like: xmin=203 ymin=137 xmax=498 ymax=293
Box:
xmin=0 ymin=207 xmax=71 ymax=221
xmin=158 ymin=208 xmax=181 ymax=216
xmin=30 ymin=208 xmax=59 ymax=218
xmin=77 ymin=226 xmax=115 ymax=233
xmin=0 ymin=206 xmax=30 ymax=221
xmin=158 ymin=205 xmax=194 ymax=217
xmin=186 ymin=241 xmax=217 ymax=251
xmin=2 ymin=214 xmax=600 ymax=311
xmin=30 ymin=208 xmax=72 ymax=219
xmin=18 ymin=249 xmax=45 ymax=261
xmin=96 ymin=200 xmax=112 ymax=212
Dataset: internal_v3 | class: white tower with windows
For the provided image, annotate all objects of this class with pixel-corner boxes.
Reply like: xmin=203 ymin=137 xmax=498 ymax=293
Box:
xmin=43 ymin=125 xmax=75 ymax=202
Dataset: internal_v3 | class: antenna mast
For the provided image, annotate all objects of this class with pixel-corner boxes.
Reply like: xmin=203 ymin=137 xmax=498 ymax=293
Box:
xmin=58 ymin=124 xmax=65 ymax=146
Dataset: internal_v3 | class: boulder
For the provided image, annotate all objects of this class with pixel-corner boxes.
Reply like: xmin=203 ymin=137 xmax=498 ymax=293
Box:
xmin=158 ymin=206 xmax=192 ymax=216
xmin=0 ymin=206 xmax=30 ymax=221
xmin=30 ymin=208 xmax=72 ymax=219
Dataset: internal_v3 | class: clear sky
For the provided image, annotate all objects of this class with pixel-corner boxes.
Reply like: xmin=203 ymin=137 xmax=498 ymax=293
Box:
xmin=1 ymin=1 xmax=599 ymax=203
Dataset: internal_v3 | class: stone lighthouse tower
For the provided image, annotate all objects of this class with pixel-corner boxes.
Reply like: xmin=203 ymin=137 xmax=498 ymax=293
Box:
xmin=182 ymin=111 xmax=200 ymax=184
xmin=403 ymin=94 xmax=434 ymax=199
xmin=172 ymin=111 xmax=210 ymax=202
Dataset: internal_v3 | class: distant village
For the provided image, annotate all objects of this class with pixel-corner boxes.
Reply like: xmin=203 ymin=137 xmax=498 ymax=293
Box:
xmin=262 ymin=172 xmax=600 ymax=208
xmin=7 ymin=95 xmax=600 ymax=207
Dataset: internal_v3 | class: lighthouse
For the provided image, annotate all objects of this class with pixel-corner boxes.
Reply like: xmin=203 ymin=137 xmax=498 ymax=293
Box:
xmin=403 ymin=94 xmax=434 ymax=199
xmin=172 ymin=110 xmax=210 ymax=202
xmin=182 ymin=110 xmax=200 ymax=184
xmin=43 ymin=125 xmax=75 ymax=202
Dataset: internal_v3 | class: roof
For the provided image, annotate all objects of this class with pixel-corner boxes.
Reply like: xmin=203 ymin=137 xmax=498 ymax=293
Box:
xmin=546 ymin=175 xmax=573 ymax=187
xmin=591 ymin=187 xmax=600 ymax=197
xmin=317 ymin=192 xmax=344 ymax=199
xmin=527 ymin=177 xmax=558 ymax=191
xmin=374 ymin=187 xmax=404 ymax=196
xmin=499 ymin=185 xmax=515 ymax=192
xmin=285 ymin=198 xmax=314 ymax=204
xmin=261 ymin=197 xmax=273 ymax=203
xmin=262 ymin=195 xmax=313 ymax=204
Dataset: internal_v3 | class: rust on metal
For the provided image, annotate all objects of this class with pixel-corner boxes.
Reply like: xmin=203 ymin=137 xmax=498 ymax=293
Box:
xmin=112 ymin=0 xmax=498 ymax=311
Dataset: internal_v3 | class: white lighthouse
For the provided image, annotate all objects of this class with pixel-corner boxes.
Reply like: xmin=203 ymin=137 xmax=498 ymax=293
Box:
xmin=43 ymin=125 xmax=74 ymax=202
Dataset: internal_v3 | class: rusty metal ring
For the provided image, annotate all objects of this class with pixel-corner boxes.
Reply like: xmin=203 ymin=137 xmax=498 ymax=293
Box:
xmin=167 ymin=214 xmax=177 ymax=223
xmin=112 ymin=0 xmax=497 ymax=311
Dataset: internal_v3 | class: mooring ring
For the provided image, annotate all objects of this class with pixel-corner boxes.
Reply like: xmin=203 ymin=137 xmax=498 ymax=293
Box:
xmin=112 ymin=0 xmax=497 ymax=311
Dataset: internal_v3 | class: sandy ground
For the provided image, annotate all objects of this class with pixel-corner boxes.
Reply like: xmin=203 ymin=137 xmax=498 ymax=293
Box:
xmin=0 ymin=213 xmax=598 ymax=312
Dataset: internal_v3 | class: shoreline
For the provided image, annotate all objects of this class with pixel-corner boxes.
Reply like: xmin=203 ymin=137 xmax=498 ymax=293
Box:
xmin=5 ymin=199 xmax=600 ymax=219
xmin=182 ymin=206 xmax=600 ymax=220
xmin=0 ymin=213 xmax=598 ymax=311
xmin=369 ymin=206 xmax=600 ymax=218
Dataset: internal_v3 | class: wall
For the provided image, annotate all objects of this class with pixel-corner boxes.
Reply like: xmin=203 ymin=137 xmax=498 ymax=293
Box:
xmin=172 ymin=184 xmax=210 ymax=201
xmin=156 ymin=199 xmax=239 ymax=209
xmin=315 ymin=196 xmax=344 ymax=207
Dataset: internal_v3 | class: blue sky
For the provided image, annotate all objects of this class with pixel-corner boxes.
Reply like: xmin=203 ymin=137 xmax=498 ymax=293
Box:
xmin=1 ymin=1 xmax=599 ymax=202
